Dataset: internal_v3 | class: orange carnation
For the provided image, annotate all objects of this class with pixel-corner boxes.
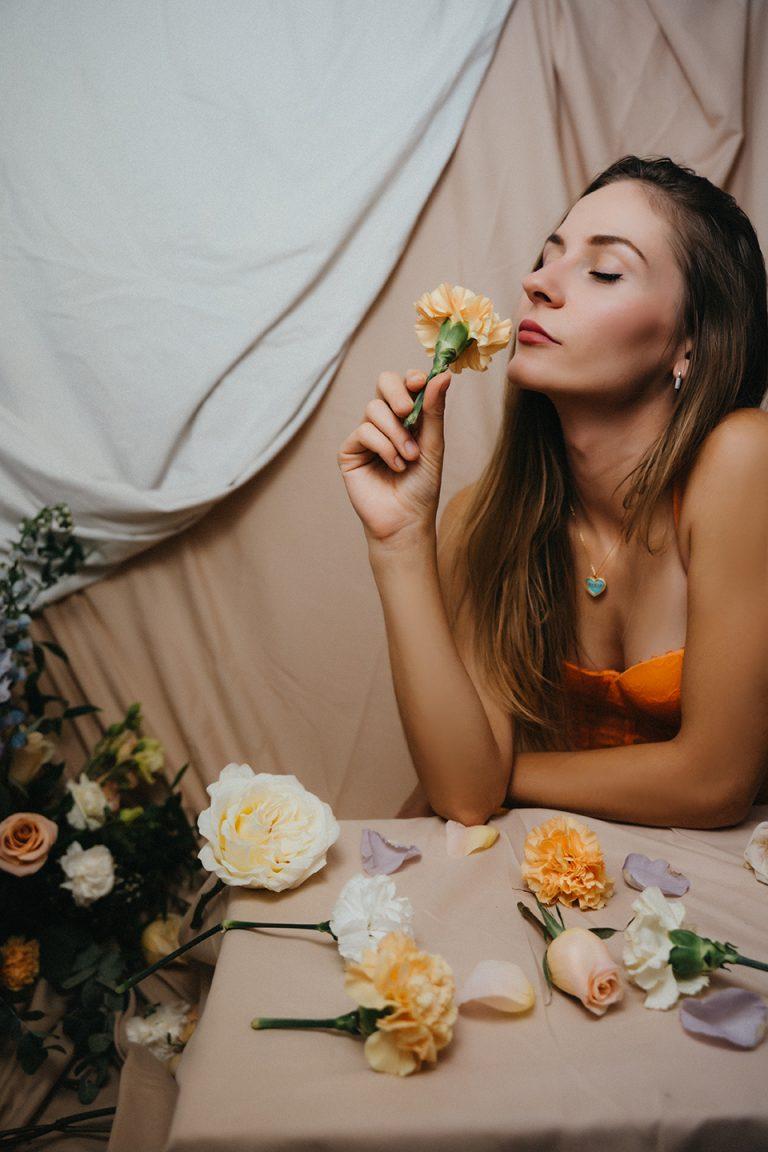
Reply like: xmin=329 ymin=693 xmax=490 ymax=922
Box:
xmin=0 ymin=935 xmax=40 ymax=992
xmin=522 ymin=815 xmax=614 ymax=910
xmin=344 ymin=930 xmax=457 ymax=1076
xmin=414 ymin=282 xmax=512 ymax=374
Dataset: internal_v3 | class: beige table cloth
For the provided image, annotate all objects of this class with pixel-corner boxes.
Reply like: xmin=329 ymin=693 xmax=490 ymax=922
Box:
xmin=162 ymin=805 xmax=768 ymax=1152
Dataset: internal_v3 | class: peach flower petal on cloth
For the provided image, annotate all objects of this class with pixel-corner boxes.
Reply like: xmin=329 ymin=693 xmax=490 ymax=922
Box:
xmin=456 ymin=960 xmax=535 ymax=1013
xmin=445 ymin=820 xmax=499 ymax=858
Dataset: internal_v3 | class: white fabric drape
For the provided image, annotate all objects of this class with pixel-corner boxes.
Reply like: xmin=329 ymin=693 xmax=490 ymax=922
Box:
xmin=0 ymin=0 xmax=513 ymax=604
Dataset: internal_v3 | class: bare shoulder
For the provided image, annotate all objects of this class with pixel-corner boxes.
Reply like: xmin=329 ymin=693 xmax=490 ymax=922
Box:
xmin=677 ymin=408 xmax=768 ymax=551
xmin=685 ymin=408 xmax=768 ymax=501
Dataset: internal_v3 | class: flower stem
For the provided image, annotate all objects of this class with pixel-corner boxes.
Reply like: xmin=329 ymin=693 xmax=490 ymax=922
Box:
xmin=733 ymin=954 xmax=768 ymax=973
xmin=0 ymin=1106 xmax=116 ymax=1149
xmin=114 ymin=920 xmax=335 ymax=994
xmin=516 ymin=901 xmax=552 ymax=941
xmin=252 ymin=1010 xmax=360 ymax=1035
xmin=190 ymin=878 xmax=226 ymax=928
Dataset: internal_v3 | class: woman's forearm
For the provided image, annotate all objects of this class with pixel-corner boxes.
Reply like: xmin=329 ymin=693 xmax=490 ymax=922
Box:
xmin=369 ymin=532 xmax=509 ymax=825
xmin=507 ymin=739 xmax=745 ymax=829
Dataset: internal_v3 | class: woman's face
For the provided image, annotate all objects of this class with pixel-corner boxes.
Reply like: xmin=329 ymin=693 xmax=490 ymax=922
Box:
xmin=506 ymin=180 xmax=688 ymax=404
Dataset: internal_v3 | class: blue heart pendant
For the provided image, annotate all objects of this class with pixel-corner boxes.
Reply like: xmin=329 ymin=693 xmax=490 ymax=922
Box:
xmin=585 ymin=576 xmax=606 ymax=598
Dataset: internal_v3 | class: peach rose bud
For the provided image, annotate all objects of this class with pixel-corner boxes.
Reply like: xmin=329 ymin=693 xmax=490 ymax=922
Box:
xmin=546 ymin=926 xmax=623 ymax=1016
xmin=0 ymin=811 xmax=59 ymax=877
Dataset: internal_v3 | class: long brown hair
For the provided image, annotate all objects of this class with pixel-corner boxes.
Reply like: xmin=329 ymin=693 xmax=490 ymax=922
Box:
xmin=444 ymin=155 xmax=768 ymax=753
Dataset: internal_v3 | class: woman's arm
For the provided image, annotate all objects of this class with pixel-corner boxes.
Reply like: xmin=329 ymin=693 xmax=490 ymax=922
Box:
xmin=371 ymin=490 xmax=514 ymax=826
xmin=507 ymin=410 xmax=768 ymax=829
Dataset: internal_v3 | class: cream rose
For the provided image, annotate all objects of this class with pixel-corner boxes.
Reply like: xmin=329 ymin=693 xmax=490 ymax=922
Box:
xmin=65 ymin=772 xmax=111 ymax=831
xmin=196 ymin=765 xmax=340 ymax=891
xmin=0 ymin=811 xmax=58 ymax=876
xmin=8 ymin=731 xmax=57 ymax=787
xmin=546 ymin=926 xmax=623 ymax=1016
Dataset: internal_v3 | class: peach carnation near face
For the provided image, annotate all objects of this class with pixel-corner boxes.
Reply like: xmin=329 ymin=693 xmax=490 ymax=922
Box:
xmin=414 ymin=282 xmax=512 ymax=373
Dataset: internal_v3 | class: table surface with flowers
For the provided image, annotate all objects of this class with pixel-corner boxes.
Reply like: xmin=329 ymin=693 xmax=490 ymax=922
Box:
xmin=157 ymin=793 xmax=768 ymax=1152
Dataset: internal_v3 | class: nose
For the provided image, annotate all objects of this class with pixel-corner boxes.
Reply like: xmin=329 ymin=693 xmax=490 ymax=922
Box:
xmin=521 ymin=263 xmax=565 ymax=308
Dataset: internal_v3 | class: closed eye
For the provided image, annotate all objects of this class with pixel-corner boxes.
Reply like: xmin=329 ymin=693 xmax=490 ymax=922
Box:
xmin=590 ymin=272 xmax=622 ymax=282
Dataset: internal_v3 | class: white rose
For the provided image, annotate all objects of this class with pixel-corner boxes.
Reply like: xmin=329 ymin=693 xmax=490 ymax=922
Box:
xmin=59 ymin=841 xmax=116 ymax=907
xmin=196 ymin=765 xmax=339 ymax=892
xmin=622 ymin=886 xmax=709 ymax=1010
xmin=125 ymin=1000 xmax=191 ymax=1063
xmin=65 ymin=772 xmax=111 ymax=831
xmin=744 ymin=821 xmax=768 ymax=884
xmin=329 ymin=873 xmax=415 ymax=961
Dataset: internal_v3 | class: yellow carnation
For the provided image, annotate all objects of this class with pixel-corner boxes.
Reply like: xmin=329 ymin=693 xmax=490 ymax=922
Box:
xmin=522 ymin=814 xmax=614 ymax=910
xmin=414 ymin=282 xmax=512 ymax=373
xmin=344 ymin=930 xmax=457 ymax=1076
xmin=0 ymin=935 xmax=40 ymax=992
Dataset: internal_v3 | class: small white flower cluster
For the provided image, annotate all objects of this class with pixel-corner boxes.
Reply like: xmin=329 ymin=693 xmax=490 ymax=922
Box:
xmin=125 ymin=1000 xmax=192 ymax=1062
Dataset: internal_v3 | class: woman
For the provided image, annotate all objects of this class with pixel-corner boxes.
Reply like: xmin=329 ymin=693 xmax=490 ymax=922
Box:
xmin=337 ymin=155 xmax=768 ymax=830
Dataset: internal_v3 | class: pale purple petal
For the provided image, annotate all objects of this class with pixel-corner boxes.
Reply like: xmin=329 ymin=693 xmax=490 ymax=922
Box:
xmin=361 ymin=829 xmax=421 ymax=876
xmin=622 ymin=853 xmax=690 ymax=896
xmin=679 ymin=988 xmax=768 ymax=1049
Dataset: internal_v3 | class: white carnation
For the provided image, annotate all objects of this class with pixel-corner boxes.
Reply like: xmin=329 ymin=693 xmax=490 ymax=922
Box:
xmin=65 ymin=772 xmax=111 ymax=831
xmin=329 ymin=872 xmax=414 ymax=962
xmin=59 ymin=841 xmax=116 ymax=907
xmin=125 ymin=1001 xmax=191 ymax=1063
xmin=196 ymin=765 xmax=339 ymax=892
xmin=622 ymin=886 xmax=708 ymax=1009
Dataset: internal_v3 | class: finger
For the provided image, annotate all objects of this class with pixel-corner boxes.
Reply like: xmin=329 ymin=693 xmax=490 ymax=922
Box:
xmin=364 ymin=397 xmax=420 ymax=461
xmin=376 ymin=370 xmax=426 ymax=416
xmin=413 ymin=370 xmax=451 ymax=456
xmin=356 ymin=421 xmax=408 ymax=472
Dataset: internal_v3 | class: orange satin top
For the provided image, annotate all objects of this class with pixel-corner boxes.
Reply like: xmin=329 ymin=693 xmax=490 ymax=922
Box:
xmin=562 ymin=481 xmax=684 ymax=749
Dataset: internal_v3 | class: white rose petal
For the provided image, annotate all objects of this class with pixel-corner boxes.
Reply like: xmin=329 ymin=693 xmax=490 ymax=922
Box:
xmin=329 ymin=873 xmax=414 ymax=961
xmin=196 ymin=765 xmax=340 ymax=892
xmin=65 ymin=772 xmax=111 ymax=831
xmin=59 ymin=841 xmax=116 ymax=907
xmin=744 ymin=822 xmax=768 ymax=884
xmin=125 ymin=1000 xmax=191 ymax=1063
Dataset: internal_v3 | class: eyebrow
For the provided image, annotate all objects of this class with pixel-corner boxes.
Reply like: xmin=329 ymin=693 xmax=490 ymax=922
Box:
xmin=544 ymin=232 xmax=648 ymax=265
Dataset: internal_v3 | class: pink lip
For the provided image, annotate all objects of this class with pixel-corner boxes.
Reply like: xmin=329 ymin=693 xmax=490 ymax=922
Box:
xmin=518 ymin=320 xmax=558 ymax=344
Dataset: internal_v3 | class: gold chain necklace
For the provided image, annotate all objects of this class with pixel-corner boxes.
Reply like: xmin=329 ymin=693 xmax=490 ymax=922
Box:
xmin=567 ymin=500 xmax=621 ymax=599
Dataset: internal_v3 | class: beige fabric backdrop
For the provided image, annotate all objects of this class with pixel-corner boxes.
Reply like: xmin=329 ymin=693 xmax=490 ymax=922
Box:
xmin=30 ymin=0 xmax=768 ymax=829
xmin=6 ymin=2 xmax=768 ymax=1143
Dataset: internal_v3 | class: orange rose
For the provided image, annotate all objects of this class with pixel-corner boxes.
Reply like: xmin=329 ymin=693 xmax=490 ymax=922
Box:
xmin=522 ymin=814 xmax=614 ymax=910
xmin=0 ymin=811 xmax=59 ymax=877
xmin=546 ymin=926 xmax=623 ymax=1016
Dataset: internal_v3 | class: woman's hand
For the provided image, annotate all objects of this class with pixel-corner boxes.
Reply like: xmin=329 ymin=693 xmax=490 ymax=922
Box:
xmin=337 ymin=368 xmax=452 ymax=546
